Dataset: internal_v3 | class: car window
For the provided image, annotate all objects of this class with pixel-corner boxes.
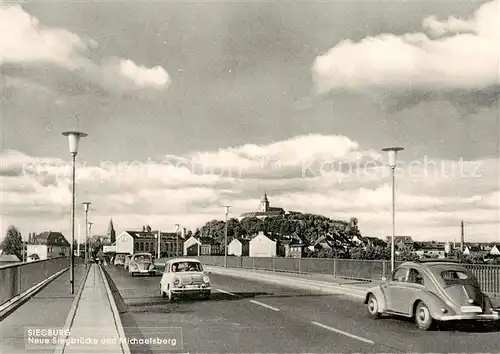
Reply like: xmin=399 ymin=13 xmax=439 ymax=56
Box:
xmin=171 ymin=261 xmax=203 ymax=272
xmin=391 ymin=268 xmax=407 ymax=282
xmin=408 ymin=268 xmax=424 ymax=285
xmin=440 ymin=270 xmax=477 ymax=286
xmin=134 ymin=255 xmax=151 ymax=262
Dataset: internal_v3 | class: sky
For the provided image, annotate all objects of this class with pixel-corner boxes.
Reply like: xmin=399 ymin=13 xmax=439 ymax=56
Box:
xmin=0 ymin=0 xmax=499 ymax=243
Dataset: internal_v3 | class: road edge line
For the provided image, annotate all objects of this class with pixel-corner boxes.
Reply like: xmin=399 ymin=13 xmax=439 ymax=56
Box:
xmin=52 ymin=264 xmax=91 ymax=354
xmin=0 ymin=267 xmax=69 ymax=320
xmin=99 ymin=265 xmax=131 ymax=354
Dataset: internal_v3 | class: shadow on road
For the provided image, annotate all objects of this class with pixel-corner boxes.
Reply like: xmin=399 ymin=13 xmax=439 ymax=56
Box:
xmin=379 ymin=314 xmax=500 ymax=333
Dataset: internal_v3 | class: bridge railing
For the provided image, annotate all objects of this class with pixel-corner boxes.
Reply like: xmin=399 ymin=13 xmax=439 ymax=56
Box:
xmin=193 ymin=256 xmax=500 ymax=295
xmin=0 ymin=257 xmax=72 ymax=306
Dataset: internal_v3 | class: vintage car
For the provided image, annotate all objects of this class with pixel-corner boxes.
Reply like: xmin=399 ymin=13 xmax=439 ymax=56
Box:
xmin=113 ymin=253 xmax=128 ymax=266
xmin=160 ymin=258 xmax=211 ymax=301
xmin=127 ymin=253 xmax=155 ymax=276
xmin=365 ymin=260 xmax=499 ymax=330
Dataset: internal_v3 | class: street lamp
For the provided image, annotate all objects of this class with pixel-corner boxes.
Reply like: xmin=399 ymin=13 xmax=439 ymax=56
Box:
xmin=381 ymin=146 xmax=404 ymax=273
xmin=223 ymin=205 xmax=231 ymax=268
xmin=62 ymin=130 xmax=87 ymax=295
xmin=174 ymin=224 xmax=180 ymax=257
xmin=82 ymin=202 xmax=91 ymax=265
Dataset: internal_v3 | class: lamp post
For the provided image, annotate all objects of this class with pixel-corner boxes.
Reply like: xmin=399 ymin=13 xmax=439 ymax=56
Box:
xmin=88 ymin=222 xmax=94 ymax=261
xmin=62 ymin=131 xmax=87 ymax=295
xmin=381 ymin=147 xmax=404 ymax=273
xmin=82 ymin=202 xmax=91 ymax=265
xmin=223 ymin=205 xmax=231 ymax=268
xmin=156 ymin=230 xmax=161 ymax=259
xmin=174 ymin=224 xmax=180 ymax=257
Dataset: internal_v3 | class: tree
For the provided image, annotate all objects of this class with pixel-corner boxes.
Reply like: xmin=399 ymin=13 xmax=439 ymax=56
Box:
xmin=350 ymin=245 xmax=390 ymax=260
xmin=396 ymin=249 xmax=420 ymax=261
xmin=0 ymin=225 xmax=23 ymax=260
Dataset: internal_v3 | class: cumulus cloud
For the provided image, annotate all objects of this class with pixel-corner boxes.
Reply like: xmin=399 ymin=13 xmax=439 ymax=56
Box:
xmin=312 ymin=0 xmax=500 ymax=111
xmin=0 ymin=134 xmax=498 ymax=242
xmin=0 ymin=2 xmax=171 ymax=92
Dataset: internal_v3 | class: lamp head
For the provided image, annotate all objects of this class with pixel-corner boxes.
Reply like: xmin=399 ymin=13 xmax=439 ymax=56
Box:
xmin=174 ymin=224 xmax=180 ymax=232
xmin=381 ymin=147 xmax=404 ymax=168
xmin=223 ymin=205 xmax=231 ymax=215
xmin=62 ymin=131 xmax=88 ymax=155
xmin=82 ymin=202 xmax=91 ymax=212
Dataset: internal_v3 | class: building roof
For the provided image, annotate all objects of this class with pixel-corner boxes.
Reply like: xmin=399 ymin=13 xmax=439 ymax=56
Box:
xmin=239 ymin=210 xmax=285 ymax=218
xmin=30 ymin=231 xmax=69 ymax=246
xmin=230 ymin=238 xmax=250 ymax=245
xmin=198 ymin=237 xmax=220 ymax=245
xmin=124 ymin=230 xmax=179 ymax=240
xmin=0 ymin=254 xmax=21 ymax=262
xmin=251 ymin=231 xmax=278 ymax=242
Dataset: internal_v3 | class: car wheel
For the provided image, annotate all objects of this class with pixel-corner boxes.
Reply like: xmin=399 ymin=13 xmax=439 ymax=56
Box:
xmin=161 ymin=285 xmax=166 ymax=298
xmin=415 ymin=302 xmax=434 ymax=330
xmin=367 ymin=294 xmax=380 ymax=319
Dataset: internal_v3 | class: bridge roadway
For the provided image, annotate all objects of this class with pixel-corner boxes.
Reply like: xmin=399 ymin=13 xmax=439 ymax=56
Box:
xmin=105 ymin=265 xmax=500 ymax=354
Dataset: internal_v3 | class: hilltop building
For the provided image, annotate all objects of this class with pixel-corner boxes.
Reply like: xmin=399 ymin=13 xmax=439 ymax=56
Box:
xmin=238 ymin=192 xmax=301 ymax=221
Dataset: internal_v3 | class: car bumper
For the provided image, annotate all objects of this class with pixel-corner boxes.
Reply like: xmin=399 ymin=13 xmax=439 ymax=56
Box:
xmin=438 ymin=311 xmax=500 ymax=321
xmin=171 ymin=287 xmax=211 ymax=295
xmin=130 ymin=269 xmax=154 ymax=273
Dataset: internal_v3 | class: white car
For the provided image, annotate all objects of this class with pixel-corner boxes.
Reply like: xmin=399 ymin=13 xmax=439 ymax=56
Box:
xmin=128 ymin=253 xmax=155 ymax=276
xmin=160 ymin=258 xmax=211 ymax=301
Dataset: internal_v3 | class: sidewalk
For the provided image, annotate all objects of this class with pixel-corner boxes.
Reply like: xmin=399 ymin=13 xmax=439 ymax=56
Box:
xmin=0 ymin=265 xmax=87 ymax=354
xmin=58 ymin=264 xmax=127 ymax=354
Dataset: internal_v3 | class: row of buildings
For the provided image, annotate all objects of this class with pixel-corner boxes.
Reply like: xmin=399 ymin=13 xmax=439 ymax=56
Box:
xmin=17 ymin=227 xmax=500 ymax=262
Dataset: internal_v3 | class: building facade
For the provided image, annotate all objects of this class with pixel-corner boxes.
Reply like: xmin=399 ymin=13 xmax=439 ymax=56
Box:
xmin=228 ymin=238 xmax=250 ymax=257
xmin=115 ymin=228 xmax=184 ymax=257
xmin=27 ymin=231 xmax=70 ymax=260
xmin=249 ymin=231 xmax=277 ymax=257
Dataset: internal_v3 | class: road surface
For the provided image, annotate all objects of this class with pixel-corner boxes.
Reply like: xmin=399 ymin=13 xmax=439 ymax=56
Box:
xmin=105 ymin=266 xmax=500 ymax=353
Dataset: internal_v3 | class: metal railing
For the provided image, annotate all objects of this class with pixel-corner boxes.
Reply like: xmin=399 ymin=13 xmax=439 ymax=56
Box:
xmin=193 ymin=256 xmax=500 ymax=295
xmin=0 ymin=257 xmax=77 ymax=306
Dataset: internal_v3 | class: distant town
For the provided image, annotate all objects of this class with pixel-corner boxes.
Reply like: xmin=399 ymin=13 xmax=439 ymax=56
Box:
xmin=1 ymin=193 xmax=499 ymax=266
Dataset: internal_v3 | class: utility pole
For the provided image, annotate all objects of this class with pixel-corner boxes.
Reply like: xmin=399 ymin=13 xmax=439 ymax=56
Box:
xmin=460 ymin=220 xmax=465 ymax=252
xmin=175 ymin=224 xmax=180 ymax=257
xmin=223 ymin=205 xmax=231 ymax=267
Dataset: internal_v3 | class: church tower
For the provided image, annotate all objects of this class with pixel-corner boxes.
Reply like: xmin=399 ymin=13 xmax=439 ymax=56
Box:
xmin=260 ymin=191 xmax=270 ymax=212
xmin=108 ymin=218 xmax=116 ymax=244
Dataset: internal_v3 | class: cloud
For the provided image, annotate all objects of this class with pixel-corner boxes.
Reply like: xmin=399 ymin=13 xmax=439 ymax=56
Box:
xmin=0 ymin=134 xmax=498 ymax=242
xmin=0 ymin=2 xmax=171 ymax=93
xmin=312 ymin=0 xmax=500 ymax=112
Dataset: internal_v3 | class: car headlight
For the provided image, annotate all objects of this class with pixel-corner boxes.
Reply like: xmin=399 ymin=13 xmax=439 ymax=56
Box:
xmin=173 ymin=277 xmax=180 ymax=285
xmin=203 ymin=275 xmax=210 ymax=283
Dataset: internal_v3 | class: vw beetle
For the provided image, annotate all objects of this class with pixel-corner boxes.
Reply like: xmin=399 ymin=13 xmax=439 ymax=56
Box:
xmin=160 ymin=258 xmax=211 ymax=301
xmin=364 ymin=260 xmax=499 ymax=330
xmin=127 ymin=252 xmax=155 ymax=276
